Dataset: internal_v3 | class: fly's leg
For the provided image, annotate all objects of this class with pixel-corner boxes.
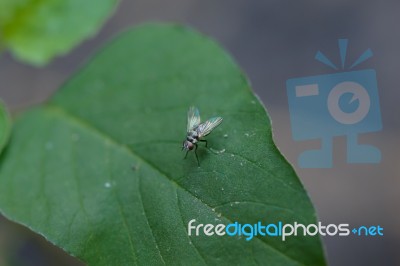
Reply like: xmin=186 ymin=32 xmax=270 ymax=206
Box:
xmin=194 ymin=143 xmax=200 ymax=166
xmin=199 ymin=139 xmax=208 ymax=147
xmin=199 ymin=139 xmax=213 ymax=154
xmin=184 ymin=150 xmax=189 ymax=159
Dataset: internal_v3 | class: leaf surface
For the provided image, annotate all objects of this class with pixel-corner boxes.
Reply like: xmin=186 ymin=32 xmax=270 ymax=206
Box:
xmin=0 ymin=0 xmax=118 ymax=65
xmin=0 ymin=100 xmax=10 ymax=155
xmin=0 ymin=24 xmax=325 ymax=265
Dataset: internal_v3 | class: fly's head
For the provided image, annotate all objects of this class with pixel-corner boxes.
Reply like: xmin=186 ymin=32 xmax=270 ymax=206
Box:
xmin=182 ymin=140 xmax=194 ymax=151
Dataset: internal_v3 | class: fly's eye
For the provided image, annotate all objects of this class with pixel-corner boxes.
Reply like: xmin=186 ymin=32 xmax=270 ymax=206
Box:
xmin=187 ymin=142 xmax=194 ymax=150
xmin=182 ymin=141 xmax=193 ymax=150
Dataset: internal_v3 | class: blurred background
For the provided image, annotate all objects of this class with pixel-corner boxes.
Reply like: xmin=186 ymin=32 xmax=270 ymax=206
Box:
xmin=0 ymin=0 xmax=399 ymax=265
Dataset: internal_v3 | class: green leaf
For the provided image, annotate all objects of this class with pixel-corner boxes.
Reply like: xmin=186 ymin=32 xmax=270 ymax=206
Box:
xmin=0 ymin=100 xmax=11 ymax=155
xmin=0 ymin=24 xmax=326 ymax=265
xmin=0 ymin=0 xmax=119 ymax=65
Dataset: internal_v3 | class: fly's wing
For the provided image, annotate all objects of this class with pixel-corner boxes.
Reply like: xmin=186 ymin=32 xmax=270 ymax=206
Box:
xmin=196 ymin=117 xmax=223 ymax=137
xmin=187 ymin=106 xmax=201 ymax=132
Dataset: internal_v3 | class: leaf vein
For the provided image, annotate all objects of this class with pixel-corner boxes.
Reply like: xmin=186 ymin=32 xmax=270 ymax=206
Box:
xmin=175 ymin=189 xmax=208 ymax=265
xmin=137 ymin=174 xmax=167 ymax=265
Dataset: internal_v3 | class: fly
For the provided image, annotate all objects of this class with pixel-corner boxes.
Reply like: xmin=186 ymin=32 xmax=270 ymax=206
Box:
xmin=182 ymin=106 xmax=223 ymax=166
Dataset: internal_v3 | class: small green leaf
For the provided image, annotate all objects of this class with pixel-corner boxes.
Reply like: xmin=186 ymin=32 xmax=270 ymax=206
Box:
xmin=0 ymin=24 xmax=326 ymax=265
xmin=0 ymin=0 xmax=119 ymax=65
xmin=0 ymin=100 xmax=11 ymax=155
